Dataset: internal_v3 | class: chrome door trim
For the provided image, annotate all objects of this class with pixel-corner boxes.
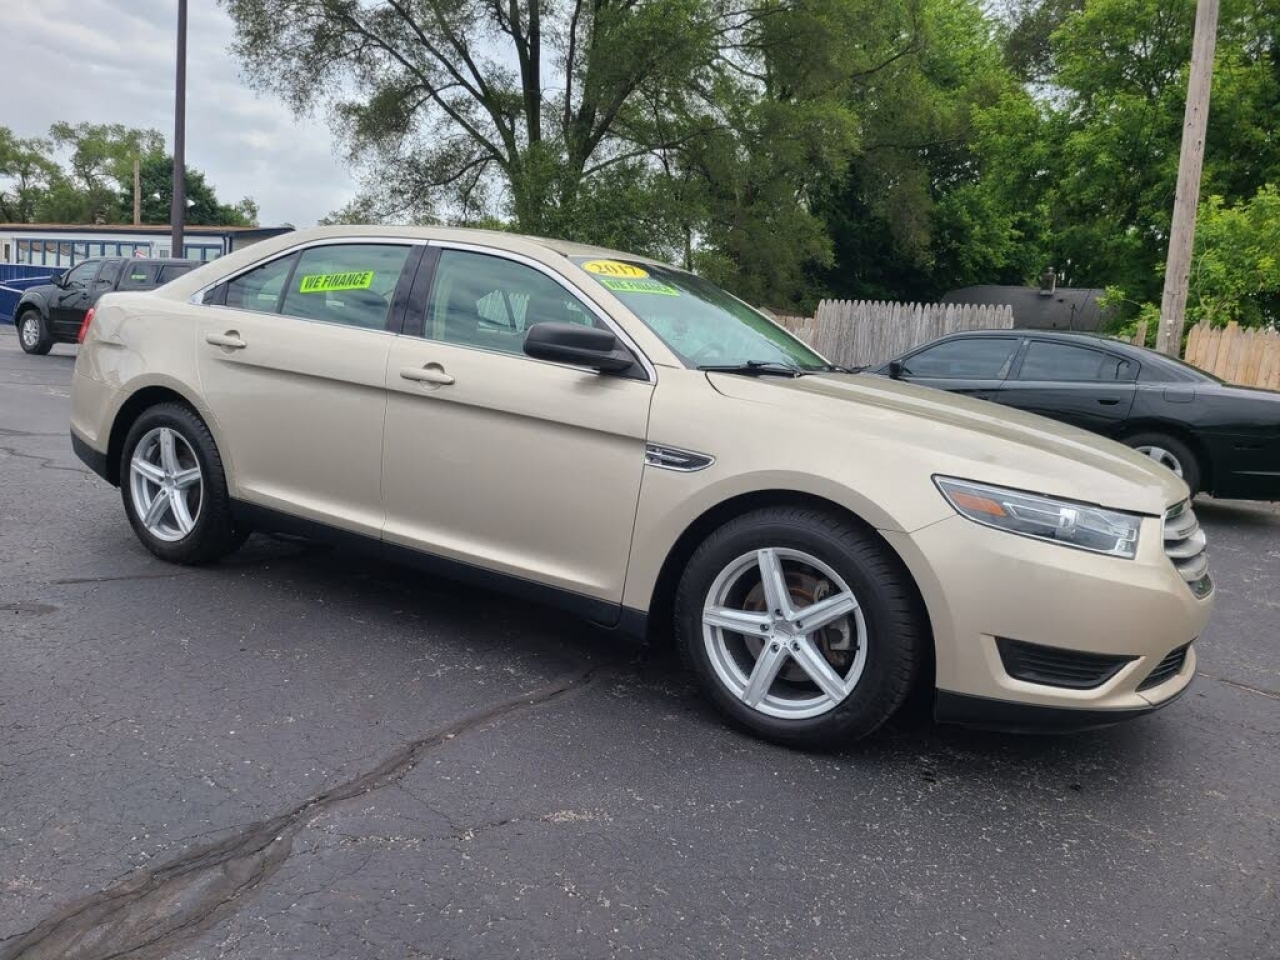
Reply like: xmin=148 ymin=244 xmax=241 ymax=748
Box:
xmin=424 ymin=239 xmax=658 ymax=384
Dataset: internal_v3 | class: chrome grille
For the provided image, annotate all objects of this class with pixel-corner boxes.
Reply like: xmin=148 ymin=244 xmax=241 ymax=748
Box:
xmin=1164 ymin=501 xmax=1212 ymax=598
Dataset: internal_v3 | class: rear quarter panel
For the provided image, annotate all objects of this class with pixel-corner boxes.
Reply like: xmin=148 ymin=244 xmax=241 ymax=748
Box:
xmin=73 ymin=293 xmax=233 ymax=487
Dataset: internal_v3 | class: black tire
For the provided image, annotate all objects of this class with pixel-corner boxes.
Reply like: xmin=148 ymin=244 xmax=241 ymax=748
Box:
xmin=675 ymin=506 xmax=926 ymax=749
xmin=120 ymin=403 xmax=249 ymax=565
xmin=1122 ymin=431 xmax=1202 ymax=498
xmin=17 ymin=309 xmax=53 ymax=355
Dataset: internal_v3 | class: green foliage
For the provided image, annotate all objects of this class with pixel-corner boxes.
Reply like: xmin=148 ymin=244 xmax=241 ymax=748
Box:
xmin=227 ymin=0 xmax=1279 ymax=315
xmin=966 ymin=0 xmax=1280 ymax=323
xmin=0 ymin=128 xmax=59 ymax=222
xmin=1188 ymin=186 xmax=1280 ymax=327
xmin=125 ymin=153 xmax=258 ymax=227
xmin=0 ymin=123 xmax=258 ymax=227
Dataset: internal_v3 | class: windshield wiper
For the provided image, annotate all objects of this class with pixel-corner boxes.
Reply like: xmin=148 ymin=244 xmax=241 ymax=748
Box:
xmin=811 ymin=362 xmax=859 ymax=374
xmin=698 ymin=361 xmax=806 ymax=378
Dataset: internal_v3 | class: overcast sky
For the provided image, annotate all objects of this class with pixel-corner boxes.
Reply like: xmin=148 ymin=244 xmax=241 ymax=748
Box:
xmin=7 ymin=0 xmax=355 ymax=226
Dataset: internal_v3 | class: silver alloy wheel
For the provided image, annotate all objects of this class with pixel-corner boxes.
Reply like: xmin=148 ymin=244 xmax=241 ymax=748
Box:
xmin=1136 ymin=445 xmax=1184 ymax=478
xmin=19 ymin=314 xmax=40 ymax=349
xmin=128 ymin=427 xmax=204 ymax=542
xmin=703 ymin=548 xmax=867 ymax=720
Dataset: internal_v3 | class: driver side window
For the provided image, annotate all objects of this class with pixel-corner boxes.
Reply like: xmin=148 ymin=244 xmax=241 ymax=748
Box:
xmin=905 ymin=337 xmax=1019 ymax=379
xmin=63 ymin=260 xmax=100 ymax=287
xmin=423 ymin=250 xmax=600 ymax=356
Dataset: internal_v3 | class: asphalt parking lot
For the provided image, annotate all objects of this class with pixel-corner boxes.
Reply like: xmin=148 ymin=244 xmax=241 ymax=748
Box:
xmin=1 ymin=326 xmax=1277 ymax=960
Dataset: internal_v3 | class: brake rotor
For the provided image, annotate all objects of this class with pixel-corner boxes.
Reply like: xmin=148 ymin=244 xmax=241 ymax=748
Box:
xmin=742 ymin=568 xmax=855 ymax=683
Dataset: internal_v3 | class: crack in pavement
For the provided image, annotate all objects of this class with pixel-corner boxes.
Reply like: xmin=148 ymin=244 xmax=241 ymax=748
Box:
xmin=50 ymin=573 xmax=198 ymax=586
xmin=0 ymin=445 xmax=91 ymax=476
xmin=0 ymin=663 xmax=609 ymax=960
xmin=1200 ymin=671 xmax=1280 ymax=701
xmin=0 ymin=428 xmax=66 ymax=438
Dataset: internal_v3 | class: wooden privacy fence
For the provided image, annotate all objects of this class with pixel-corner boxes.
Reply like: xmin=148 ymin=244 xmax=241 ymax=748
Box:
xmin=776 ymin=300 xmax=1014 ymax=369
xmin=1184 ymin=321 xmax=1280 ymax=390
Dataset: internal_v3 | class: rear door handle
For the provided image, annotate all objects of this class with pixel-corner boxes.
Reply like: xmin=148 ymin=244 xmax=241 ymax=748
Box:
xmin=1097 ymin=398 xmax=1120 ymax=406
xmin=205 ymin=332 xmax=247 ymax=349
xmin=400 ymin=364 xmax=455 ymax=386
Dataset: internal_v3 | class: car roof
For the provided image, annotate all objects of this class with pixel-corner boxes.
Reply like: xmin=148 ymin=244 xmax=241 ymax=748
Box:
xmin=931 ymin=326 xmax=1149 ymax=355
xmin=916 ymin=327 xmax=1220 ymax=381
xmin=266 ymin=224 xmax=671 ymax=267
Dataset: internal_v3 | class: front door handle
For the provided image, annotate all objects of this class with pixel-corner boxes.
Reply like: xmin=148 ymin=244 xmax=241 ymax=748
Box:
xmin=1097 ymin=398 xmax=1120 ymax=406
xmin=400 ymin=364 xmax=455 ymax=386
xmin=206 ymin=332 xmax=247 ymax=349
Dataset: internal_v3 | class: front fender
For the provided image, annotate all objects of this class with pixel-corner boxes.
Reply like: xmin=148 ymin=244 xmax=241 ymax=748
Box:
xmin=620 ymin=465 xmax=953 ymax=613
xmin=14 ymin=290 xmax=50 ymax=318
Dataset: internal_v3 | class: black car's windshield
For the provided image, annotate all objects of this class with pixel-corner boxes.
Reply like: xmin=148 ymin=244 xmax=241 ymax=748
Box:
xmin=572 ymin=257 xmax=826 ymax=371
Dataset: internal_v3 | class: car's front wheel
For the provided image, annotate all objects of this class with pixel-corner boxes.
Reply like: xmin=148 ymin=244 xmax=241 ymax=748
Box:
xmin=676 ymin=506 xmax=925 ymax=748
xmin=17 ymin=310 xmax=52 ymax=355
xmin=120 ymin=403 xmax=248 ymax=564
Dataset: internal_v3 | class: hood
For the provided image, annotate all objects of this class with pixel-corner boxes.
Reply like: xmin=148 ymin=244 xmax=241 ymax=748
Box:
xmin=707 ymin=372 xmax=1187 ymax=516
xmin=18 ymin=284 xmax=57 ymax=302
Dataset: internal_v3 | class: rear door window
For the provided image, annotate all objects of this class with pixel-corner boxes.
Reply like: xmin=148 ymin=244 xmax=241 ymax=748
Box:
xmin=118 ymin=263 xmax=160 ymax=290
xmin=157 ymin=263 xmax=194 ymax=283
xmin=1017 ymin=341 xmax=1128 ymax=382
xmin=280 ymin=244 xmax=411 ymax=330
xmin=223 ymin=253 xmax=299 ymax=313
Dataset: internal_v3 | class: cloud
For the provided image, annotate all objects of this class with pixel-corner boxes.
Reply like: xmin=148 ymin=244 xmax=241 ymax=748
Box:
xmin=4 ymin=0 xmax=355 ymax=226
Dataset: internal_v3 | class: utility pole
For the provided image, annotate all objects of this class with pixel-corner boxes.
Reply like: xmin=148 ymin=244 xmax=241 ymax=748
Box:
xmin=1156 ymin=0 xmax=1220 ymax=356
xmin=170 ymin=0 xmax=188 ymax=259
xmin=133 ymin=157 xmax=141 ymax=226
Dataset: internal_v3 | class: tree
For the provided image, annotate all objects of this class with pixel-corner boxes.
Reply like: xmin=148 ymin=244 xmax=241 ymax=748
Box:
xmin=0 ymin=123 xmax=259 ymax=228
xmin=125 ymin=153 xmax=259 ymax=227
xmin=222 ymin=0 xmax=736 ymax=236
xmin=966 ymin=0 xmax=1280 ymax=320
xmin=0 ymin=128 xmax=59 ymax=222
xmin=48 ymin=122 xmax=166 ymax=223
xmin=810 ymin=0 xmax=1024 ymax=302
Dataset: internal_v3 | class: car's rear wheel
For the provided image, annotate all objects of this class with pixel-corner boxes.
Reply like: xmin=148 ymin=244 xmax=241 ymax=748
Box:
xmin=1123 ymin=432 xmax=1202 ymax=498
xmin=120 ymin=403 xmax=248 ymax=564
xmin=17 ymin=310 xmax=52 ymax=355
xmin=675 ymin=506 xmax=925 ymax=748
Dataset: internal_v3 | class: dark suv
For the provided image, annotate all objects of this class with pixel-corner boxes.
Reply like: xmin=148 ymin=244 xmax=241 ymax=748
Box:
xmin=14 ymin=257 xmax=198 ymax=355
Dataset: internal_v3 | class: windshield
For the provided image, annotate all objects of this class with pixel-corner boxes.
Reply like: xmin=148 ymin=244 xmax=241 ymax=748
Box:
xmin=572 ymin=257 xmax=826 ymax=370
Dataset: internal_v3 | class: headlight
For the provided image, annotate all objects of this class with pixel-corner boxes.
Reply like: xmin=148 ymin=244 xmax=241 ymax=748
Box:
xmin=935 ymin=477 xmax=1141 ymax=559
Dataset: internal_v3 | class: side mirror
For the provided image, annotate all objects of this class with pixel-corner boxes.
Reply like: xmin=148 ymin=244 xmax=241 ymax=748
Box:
xmin=888 ymin=359 xmax=904 ymax=380
xmin=523 ymin=322 xmax=635 ymax=373
xmin=48 ymin=271 xmax=65 ymax=287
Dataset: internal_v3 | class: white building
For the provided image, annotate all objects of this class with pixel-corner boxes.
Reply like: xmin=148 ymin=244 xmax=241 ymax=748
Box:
xmin=0 ymin=223 xmax=294 ymax=268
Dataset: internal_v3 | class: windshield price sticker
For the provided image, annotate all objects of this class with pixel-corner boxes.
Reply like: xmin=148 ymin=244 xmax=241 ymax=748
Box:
xmin=598 ymin=277 xmax=679 ymax=296
xmin=298 ymin=271 xmax=375 ymax=294
xmin=582 ymin=260 xmax=649 ymax=279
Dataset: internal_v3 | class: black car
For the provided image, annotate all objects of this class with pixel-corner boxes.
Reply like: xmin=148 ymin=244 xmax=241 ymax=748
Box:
xmin=875 ymin=329 xmax=1280 ymax=501
xmin=14 ymin=257 xmax=198 ymax=355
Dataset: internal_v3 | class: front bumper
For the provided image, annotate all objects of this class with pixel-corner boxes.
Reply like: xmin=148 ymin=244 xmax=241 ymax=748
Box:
xmin=883 ymin=510 xmax=1213 ymax=727
xmin=934 ymin=678 xmax=1193 ymax=733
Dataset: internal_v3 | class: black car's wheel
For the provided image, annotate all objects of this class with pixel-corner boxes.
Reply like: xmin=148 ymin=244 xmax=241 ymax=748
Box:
xmin=17 ymin=309 xmax=53 ymax=355
xmin=675 ymin=506 xmax=926 ymax=748
xmin=120 ymin=403 xmax=248 ymax=565
xmin=1123 ymin=432 xmax=1202 ymax=498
